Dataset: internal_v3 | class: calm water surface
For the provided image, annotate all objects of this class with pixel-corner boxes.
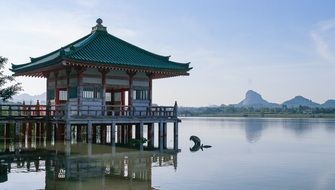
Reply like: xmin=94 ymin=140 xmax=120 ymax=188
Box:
xmin=1 ymin=117 xmax=335 ymax=190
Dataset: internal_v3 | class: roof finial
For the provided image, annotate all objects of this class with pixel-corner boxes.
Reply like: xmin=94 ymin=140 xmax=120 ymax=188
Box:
xmin=92 ymin=18 xmax=107 ymax=33
xmin=96 ymin=18 xmax=103 ymax=25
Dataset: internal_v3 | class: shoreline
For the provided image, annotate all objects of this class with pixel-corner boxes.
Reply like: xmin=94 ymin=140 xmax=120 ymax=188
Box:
xmin=179 ymin=113 xmax=335 ymax=119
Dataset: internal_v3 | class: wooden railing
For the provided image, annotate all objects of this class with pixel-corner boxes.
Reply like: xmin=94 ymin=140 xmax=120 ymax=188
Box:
xmin=0 ymin=102 xmax=178 ymax=120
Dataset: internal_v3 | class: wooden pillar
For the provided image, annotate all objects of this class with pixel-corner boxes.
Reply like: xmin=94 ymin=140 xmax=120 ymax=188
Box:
xmin=121 ymin=91 xmax=125 ymax=106
xmin=146 ymin=73 xmax=154 ymax=106
xmin=66 ymin=67 xmax=71 ymax=101
xmin=163 ymin=123 xmax=167 ymax=149
xmin=99 ymin=69 xmax=109 ymax=115
xmin=43 ymin=72 xmax=50 ymax=103
xmin=159 ymin=121 xmax=163 ymax=152
xmin=173 ymin=122 xmax=178 ymax=151
xmin=127 ymin=71 xmax=136 ymax=107
xmin=76 ymin=67 xmax=85 ymax=115
xmin=147 ymin=123 xmax=154 ymax=148
xmin=54 ymin=71 xmax=59 ymax=105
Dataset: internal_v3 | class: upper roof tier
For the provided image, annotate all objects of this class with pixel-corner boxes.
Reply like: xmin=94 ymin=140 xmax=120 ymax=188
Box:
xmin=11 ymin=19 xmax=191 ymax=78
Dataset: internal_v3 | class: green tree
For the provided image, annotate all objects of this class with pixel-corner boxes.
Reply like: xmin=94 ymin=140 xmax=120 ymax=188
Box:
xmin=0 ymin=56 xmax=22 ymax=101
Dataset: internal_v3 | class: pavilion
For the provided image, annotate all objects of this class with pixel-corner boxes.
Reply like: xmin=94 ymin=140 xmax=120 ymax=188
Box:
xmin=9 ymin=18 xmax=191 ymax=151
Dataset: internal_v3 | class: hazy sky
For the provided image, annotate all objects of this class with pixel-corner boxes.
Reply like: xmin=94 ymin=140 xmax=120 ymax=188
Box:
xmin=1 ymin=0 xmax=335 ymax=106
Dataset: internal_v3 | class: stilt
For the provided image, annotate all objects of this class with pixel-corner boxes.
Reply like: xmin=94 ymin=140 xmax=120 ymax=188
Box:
xmin=77 ymin=125 xmax=82 ymax=142
xmin=127 ymin=124 xmax=132 ymax=140
xmin=163 ymin=123 xmax=167 ymax=149
xmin=65 ymin=141 xmax=71 ymax=156
xmin=5 ymin=123 xmax=10 ymax=143
xmin=56 ymin=123 xmax=64 ymax=141
xmin=111 ymin=122 xmax=115 ymax=146
xmin=111 ymin=122 xmax=116 ymax=154
xmin=159 ymin=121 xmax=163 ymax=152
xmin=87 ymin=142 xmax=92 ymax=156
xmin=122 ymin=125 xmax=127 ymax=144
xmin=46 ymin=122 xmax=52 ymax=142
xmin=21 ymin=123 xmax=26 ymax=142
xmin=28 ymin=123 xmax=32 ymax=142
xmin=135 ymin=124 xmax=140 ymax=139
xmin=147 ymin=123 xmax=154 ymax=148
xmin=15 ymin=122 xmax=20 ymax=142
xmin=101 ymin=125 xmax=106 ymax=144
xmin=173 ymin=122 xmax=178 ymax=151
xmin=87 ymin=121 xmax=92 ymax=143
xmin=65 ymin=122 xmax=71 ymax=141
xmin=139 ymin=122 xmax=144 ymax=151
xmin=92 ymin=125 xmax=97 ymax=143
xmin=36 ymin=122 xmax=41 ymax=139
xmin=117 ymin=125 xmax=121 ymax=143
xmin=41 ymin=122 xmax=45 ymax=141
xmin=54 ymin=123 xmax=59 ymax=142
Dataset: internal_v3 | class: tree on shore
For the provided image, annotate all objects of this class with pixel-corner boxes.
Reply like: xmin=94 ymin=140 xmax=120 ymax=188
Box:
xmin=0 ymin=56 xmax=22 ymax=101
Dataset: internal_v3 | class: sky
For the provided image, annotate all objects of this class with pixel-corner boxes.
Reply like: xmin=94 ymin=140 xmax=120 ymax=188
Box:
xmin=0 ymin=0 xmax=335 ymax=106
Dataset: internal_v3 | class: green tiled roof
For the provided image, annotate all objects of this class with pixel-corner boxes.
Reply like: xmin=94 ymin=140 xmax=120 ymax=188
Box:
xmin=11 ymin=20 xmax=191 ymax=75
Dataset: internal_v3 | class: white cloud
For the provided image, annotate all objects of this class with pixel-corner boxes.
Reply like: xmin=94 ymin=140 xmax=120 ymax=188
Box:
xmin=311 ymin=18 xmax=335 ymax=63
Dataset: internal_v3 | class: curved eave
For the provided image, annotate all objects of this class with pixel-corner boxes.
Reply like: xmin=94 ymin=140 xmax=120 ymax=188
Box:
xmin=11 ymin=57 xmax=63 ymax=77
xmin=64 ymin=59 xmax=190 ymax=78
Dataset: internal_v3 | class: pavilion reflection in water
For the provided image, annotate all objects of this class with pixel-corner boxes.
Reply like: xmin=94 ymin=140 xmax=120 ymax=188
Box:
xmin=0 ymin=134 xmax=177 ymax=190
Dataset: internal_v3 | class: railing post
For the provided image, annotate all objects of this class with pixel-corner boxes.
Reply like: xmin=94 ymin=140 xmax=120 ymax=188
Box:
xmin=36 ymin=100 xmax=40 ymax=116
xmin=9 ymin=105 xmax=12 ymax=118
xmin=174 ymin=101 xmax=178 ymax=118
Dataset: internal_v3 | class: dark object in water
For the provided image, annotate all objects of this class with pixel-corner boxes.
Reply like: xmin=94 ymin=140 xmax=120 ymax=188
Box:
xmin=190 ymin=135 xmax=212 ymax=152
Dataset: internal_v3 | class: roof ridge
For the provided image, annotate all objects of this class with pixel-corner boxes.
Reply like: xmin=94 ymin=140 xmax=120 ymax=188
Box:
xmin=30 ymin=33 xmax=92 ymax=62
xmin=64 ymin=32 xmax=99 ymax=57
xmin=105 ymin=32 xmax=171 ymax=62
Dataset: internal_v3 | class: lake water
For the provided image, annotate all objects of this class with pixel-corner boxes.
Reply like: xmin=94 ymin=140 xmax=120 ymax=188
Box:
xmin=1 ymin=117 xmax=335 ymax=190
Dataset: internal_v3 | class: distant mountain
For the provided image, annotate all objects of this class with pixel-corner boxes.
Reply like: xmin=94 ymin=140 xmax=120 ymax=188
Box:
xmin=12 ymin=92 xmax=46 ymax=104
xmin=282 ymin=96 xmax=319 ymax=108
xmin=235 ymin=90 xmax=280 ymax=108
xmin=321 ymin=100 xmax=335 ymax=108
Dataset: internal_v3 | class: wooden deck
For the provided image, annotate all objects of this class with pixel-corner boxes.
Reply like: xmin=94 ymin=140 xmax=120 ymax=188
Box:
xmin=0 ymin=103 xmax=178 ymax=122
xmin=0 ymin=103 xmax=180 ymax=152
